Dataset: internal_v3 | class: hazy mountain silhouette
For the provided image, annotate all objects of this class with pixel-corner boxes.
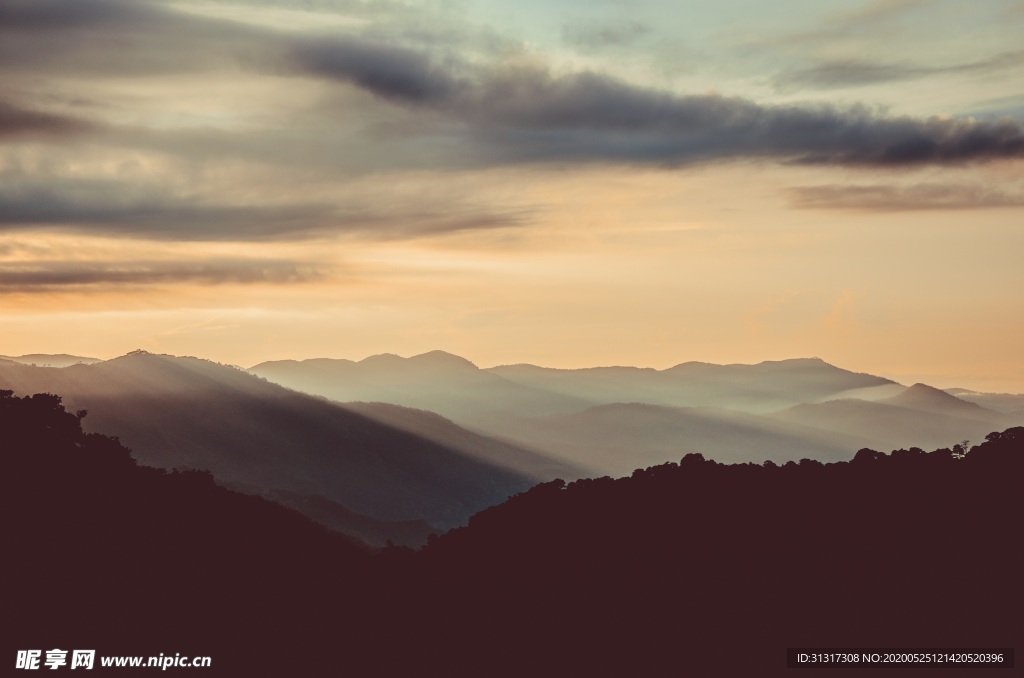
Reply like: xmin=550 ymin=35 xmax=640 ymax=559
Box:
xmin=772 ymin=391 xmax=1015 ymax=451
xmin=946 ymin=387 xmax=1024 ymax=416
xmin=0 ymin=353 xmax=101 ymax=367
xmin=881 ymin=383 xmax=1010 ymax=424
xmin=340 ymin=400 xmax=584 ymax=480
xmin=481 ymin=402 xmax=862 ymax=476
xmin=252 ymin=352 xmax=992 ymax=471
xmin=252 ymin=354 xmax=897 ymax=425
xmin=0 ymin=351 xmax=556 ymax=531
xmin=250 ymin=351 xmax=593 ymax=427
xmin=491 ymin=356 xmax=897 ymax=413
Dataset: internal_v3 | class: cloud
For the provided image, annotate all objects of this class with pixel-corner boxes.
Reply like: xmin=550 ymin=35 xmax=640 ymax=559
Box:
xmin=773 ymin=50 xmax=1024 ymax=91
xmin=0 ymin=0 xmax=142 ymax=30
xmin=830 ymin=0 xmax=932 ymax=25
xmin=3 ymin=0 xmax=1021 ymax=170
xmin=788 ymin=183 xmax=1024 ymax=211
xmin=282 ymin=36 xmax=1024 ymax=167
xmin=0 ymin=100 xmax=95 ymax=139
xmin=751 ymin=0 xmax=933 ymax=50
xmin=0 ymin=177 xmax=530 ymax=241
xmin=290 ymin=36 xmax=468 ymax=105
xmin=0 ymin=181 xmax=337 ymax=240
xmin=0 ymin=0 xmax=265 ymax=77
xmin=0 ymin=259 xmax=328 ymax=291
xmin=2 ymin=0 xmax=1023 ymax=188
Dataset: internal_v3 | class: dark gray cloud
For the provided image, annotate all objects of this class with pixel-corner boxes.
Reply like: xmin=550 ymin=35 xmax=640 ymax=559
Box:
xmin=0 ymin=0 xmax=1021 ymax=249
xmin=0 ymin=0 xmax=147 ymax=30
xmin=291 ymin=49 xmax=1024 ymax=166
xmin=290 ymin=37 xmax=468 ymax=105
xmin=774 ymin=51 xmax=1024 ymax=91
xmin=0 ymin=100 xmax=95 ymax=139
xmin=0 ymin=0 xmax=263 ymax=77
xmin=0 ymin=178 xmax=529 ymax=241
xmin=788 ymin=183 xmax=1024 ymax=211
xmin=0 ymin=181 xmax=337 ymax=240
xmin=0 ymin=259 xmax=328 ymax=291
xmin=2 ymin=0 xmax=1021 ymax=171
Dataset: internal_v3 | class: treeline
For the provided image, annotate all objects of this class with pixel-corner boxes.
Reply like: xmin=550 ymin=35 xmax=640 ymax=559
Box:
xmin=3 ymin=391 xmax=1019 ymax=676
xmin=407 ymin=430 xmax=1020 ymax=674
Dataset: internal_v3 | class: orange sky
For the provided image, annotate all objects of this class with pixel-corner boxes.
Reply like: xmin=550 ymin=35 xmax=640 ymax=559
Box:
xmin=1 ymin=0 xmax=1023 ymax=392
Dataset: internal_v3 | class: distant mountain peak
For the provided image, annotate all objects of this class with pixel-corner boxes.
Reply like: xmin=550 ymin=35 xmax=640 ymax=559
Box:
xmin=904 ymin=383 xmax=968 ymax=400
xmin=410 ymin=351 xmax=478 ymax=369
xmin=884 ymin=383 xmax=985 ymax=412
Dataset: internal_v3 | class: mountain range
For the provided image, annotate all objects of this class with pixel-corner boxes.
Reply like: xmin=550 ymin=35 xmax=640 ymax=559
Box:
xmin=4 ymin=349 xmax=1020 ymax=544
xmin=0 ymin=351 xmax=580 ymax=543
xmin=250 ymin=352 xmax=1022 ymax=476
xmin=8 ymin=387 xmax=1019 ymax=675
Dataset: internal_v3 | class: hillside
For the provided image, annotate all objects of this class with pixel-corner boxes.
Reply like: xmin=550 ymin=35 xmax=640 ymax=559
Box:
xmin=6 ymin=390 xmax=1018 ymax=676
xmin=250 ymin=351 xmax=592 ymax=427
xmin=481 ymin=402 xmax=861 ymax=476
xmin=410 ymin=428 xmax=1021 ymax=675
xmin=1 ymin=390 xmax=375 ymax=669
xmin=490 ymin=357 xmax=898 ymax=412
xmin=771 ymin=397 xmax=1008 ymax=451
xmin=0 ymin=351 xmax=550 ymax=531
xmin=882 ymin=383 xmax=1008 ymax=423
xmin=248 ymin=352 xmax=1012 ymax=473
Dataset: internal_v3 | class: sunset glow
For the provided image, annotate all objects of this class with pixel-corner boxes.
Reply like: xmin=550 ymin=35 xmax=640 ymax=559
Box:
xmin=2 ymin=0 xmax=1023 ymax=390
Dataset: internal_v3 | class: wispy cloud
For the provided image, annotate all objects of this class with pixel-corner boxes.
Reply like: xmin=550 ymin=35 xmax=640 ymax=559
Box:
xmin=0 ymin=258 xmax=329 ymax=291
xmin=0 ymin=175 xmax=531 ymax=241
xmin=773 ymin=50 xmax=1024 ymax=91
xmin=788 ymin=183 xmax=1024 ymax=211
xmin=0 ymin=100 xmax=95 ymax=139
xmin=562 ymin=21 xmax=651 ymax=50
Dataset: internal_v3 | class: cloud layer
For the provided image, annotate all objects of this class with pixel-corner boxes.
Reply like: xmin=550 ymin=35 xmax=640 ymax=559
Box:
xmin=0 ymin=259 xmax=327 ymax=291
xmin=0 ymin=0 xmax=1021 ymax=246
xmin=789 ymin=183 xmax=1024 ymax=211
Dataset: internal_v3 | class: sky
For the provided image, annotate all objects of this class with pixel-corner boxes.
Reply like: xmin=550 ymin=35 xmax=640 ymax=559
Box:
xmin=1 ymin=0 xmax=1023 ymax=391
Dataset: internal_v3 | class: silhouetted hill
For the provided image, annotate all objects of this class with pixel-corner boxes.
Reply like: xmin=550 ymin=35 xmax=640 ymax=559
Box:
xmin=0 ymin=351 xmax=548 ymax=530
xmin=409 ymin=428 xmax=1021 ymax=676
xmin=6 ymin=391 xmax=1018 ymax=676
xmin=224 ymin=482 xmax=435 ymax=548
xmin=1 ymin=390 xmax=376 ymax=672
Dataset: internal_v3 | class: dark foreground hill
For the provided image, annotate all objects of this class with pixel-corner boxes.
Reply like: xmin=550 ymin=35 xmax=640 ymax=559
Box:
xmin=4 ymin=392 xmax=1018 ymax=676
xmin=0 ymin=390 xmax=376 ymax=670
